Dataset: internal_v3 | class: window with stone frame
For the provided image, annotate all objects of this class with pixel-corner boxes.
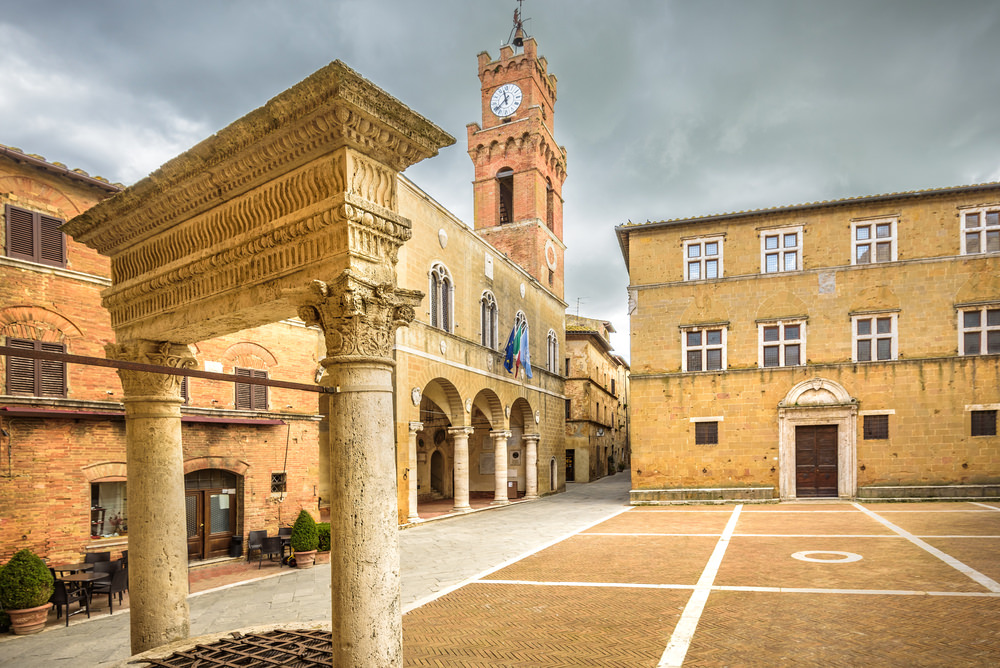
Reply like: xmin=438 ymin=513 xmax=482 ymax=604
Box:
xmin=429 ymin=262 xmax=454 ymax=333
xmin=852 ymin=218 xmax=897 ymax=265
xmin=758 ymin=320 xmax=806 ymax=368
xmin=4 ymin=204 xmax=66 ymax=267
xmin=971 ymin=410 xmax=997 ymax=437
xmin=546 ymin=329 xmax=558 ymax=373
xmin=863 ymin=414 xmax=890 ymax=440
xmin=234 ymin=367 xmax=267 ymax=410
xmin=480 ymin=291 xmax=498 ymax=349
xmin=960 ymin=208 xmax=1000 ymax=255
xmin=760 ymin=226 xmax=802 ymax=273
xmin=5 ymin=337 xmax=66 ymax=397
xmin=682 ymin=326 xmax=726 ymax=372
xmin=853 ymin=313 xmax=897 ymax=362
xmin=960 ymin=306 xmax=1000 ymax=355
xmin=695 ymin=421 xmax=719 ymax=445
xmin=683 ymin=236 xmax=723 ymax=281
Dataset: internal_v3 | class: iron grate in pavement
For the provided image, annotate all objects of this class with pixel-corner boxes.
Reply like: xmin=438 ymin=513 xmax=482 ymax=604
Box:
xmin=133 ymin=629 xmax=331 ymax=667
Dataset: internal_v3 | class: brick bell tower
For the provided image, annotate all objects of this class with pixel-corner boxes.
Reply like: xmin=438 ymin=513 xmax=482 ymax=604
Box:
xmin=467 ymin=8 xmax=567 ymax=299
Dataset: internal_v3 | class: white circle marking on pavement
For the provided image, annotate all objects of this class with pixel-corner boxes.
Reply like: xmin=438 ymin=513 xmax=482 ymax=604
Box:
xmin=791 ymin=550 xmax=863 ymax=563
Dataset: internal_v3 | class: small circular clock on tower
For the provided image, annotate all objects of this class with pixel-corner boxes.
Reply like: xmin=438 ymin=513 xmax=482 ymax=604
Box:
xmin=490 ymin=83 xmax=522 ymax=117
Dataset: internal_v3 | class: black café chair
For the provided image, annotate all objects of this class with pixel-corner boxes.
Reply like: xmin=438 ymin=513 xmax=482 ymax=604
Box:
xmin=50 ymin=580 xmax=90 ymax=626
xmin=92 ymin=562 xmax=128 ymax=614
xmin=84 ymin=551 xmax=111 ymax=564
xmin=247 ymin=530 xmax=267 ymax=563
xmin=259 ymin=536 xmax=283 ymax=569
xmin=278 ymin=527 xmax=293 ymax=538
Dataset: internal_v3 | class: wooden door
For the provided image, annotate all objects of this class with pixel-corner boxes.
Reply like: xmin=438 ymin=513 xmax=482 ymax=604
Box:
xmin=186 ymin=491 xmax=204 ymax=559
xmin=185 ymin=489 xmax=236 ymax=560
xmin=565 ymin=449 xmax=575 ymax=482
xmin=795 ymin=425 xmax=839 ymax=497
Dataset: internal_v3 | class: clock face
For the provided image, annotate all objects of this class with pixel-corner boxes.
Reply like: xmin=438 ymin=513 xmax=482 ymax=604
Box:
xmin=490 ymin=83 xmax=523 ymax=117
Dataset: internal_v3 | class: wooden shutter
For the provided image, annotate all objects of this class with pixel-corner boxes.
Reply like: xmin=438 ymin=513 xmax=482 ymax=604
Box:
xmin=38 ymin=214 xmax=66 ymax=266
xmin=6 ymin=205 xmax=35 ymax=260
xmin=4 ymin=338 xmax=65 ymax=396
xmin=5 ymin=338 xmax=37 ymax=395
xmin=38 ymin=341 xmax=66 ymax=396
xmin=251 ymin=369 xmax=268 ymax=410
xmin=234 ymin=367 xmax=252 ymax=410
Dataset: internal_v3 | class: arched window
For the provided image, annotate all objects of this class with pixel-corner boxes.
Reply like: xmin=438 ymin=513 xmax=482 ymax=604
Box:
xmin=514 ymin=310 xmax=527 ymax=337
xmin=497 ymin=168 xmax=514 ymax=225
xmin=546 ymin=329 xmax=558 ymax=373
xmin=429 ymin=263 xmax=453 ymax=332
xmin=480 ymin=291 xmax=498 ymax=349
xmin=545 ymin=177 xmax=554 ymax=231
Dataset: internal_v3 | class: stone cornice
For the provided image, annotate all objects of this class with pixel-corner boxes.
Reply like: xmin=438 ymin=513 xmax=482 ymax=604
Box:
xmin=65 ymin=60 xmax=454 ymax=256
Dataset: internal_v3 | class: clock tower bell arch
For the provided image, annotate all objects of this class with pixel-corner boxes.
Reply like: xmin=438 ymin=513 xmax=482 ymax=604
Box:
xmin=467 ymin=29 xmax=567 ymax=299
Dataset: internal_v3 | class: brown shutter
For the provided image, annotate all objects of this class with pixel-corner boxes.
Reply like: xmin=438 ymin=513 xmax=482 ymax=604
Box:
xmin=251 ymin=369 xmax=268 ymax=410
xmin=6 ymin=205 xmax=35 ymax=260
xmin=39 ymin=214 xmax=66 ymax=266
xmin=234 ymin=367 xmax=252 ymax=410
xmin=5 ymin=338 xmax=37 ymax=395
xmin=39 ymin=341 xmax=66 ymax=396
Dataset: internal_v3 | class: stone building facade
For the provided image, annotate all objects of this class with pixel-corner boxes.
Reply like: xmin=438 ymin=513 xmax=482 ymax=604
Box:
xmin=0 ymin=145 xmax=326 ymax=564
xmin=564 ymin=314 xmax=630 ymax=482
xmin=617 ymin=182 xmax=1000 ymax=503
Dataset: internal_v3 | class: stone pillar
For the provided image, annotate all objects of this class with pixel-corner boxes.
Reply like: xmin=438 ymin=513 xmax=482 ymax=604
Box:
xmin=106 ymin=340 xmax=196 ymax=655
xmin=491 ymin=430 xmax=512 ymax=505
xmin=524 ymin=433 xmax=541 ymax=500
xmin=298 ymin=274 xmax=421 ymax=668
xmin=449 ymin=426 xmax=475 ymax=512
xmin=407 ymin=422 xmax=423 ymax=522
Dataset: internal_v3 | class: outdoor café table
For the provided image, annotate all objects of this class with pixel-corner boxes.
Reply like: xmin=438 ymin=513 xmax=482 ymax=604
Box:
xmin=58 ymin=571 xmax=108 ymax=603
xmin=51 ymin=562 xmax=95 ymax=575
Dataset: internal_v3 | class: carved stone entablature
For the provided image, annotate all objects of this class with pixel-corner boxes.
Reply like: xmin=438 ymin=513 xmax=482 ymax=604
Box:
xmin=64 ymin=61 xmax=454 ymax=257
xmin=105 ymin=340 xmax=196 ymax=401
xmin=297 ymin=273 xmax=423 ymax=364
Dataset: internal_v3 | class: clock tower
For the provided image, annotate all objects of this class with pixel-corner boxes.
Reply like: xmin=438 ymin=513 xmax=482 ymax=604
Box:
xmin=467 ymin=25 xmax=567 ymax=299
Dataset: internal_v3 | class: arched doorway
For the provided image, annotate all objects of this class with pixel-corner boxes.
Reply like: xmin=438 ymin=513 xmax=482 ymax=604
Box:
xmin=550 ymin=457 xmax=557 ymax=491
xmin=430 ymin=450 xmax=445 ymax=497
xmin=470 ymin=389 xmax=505 ymax=501
xmin=415 ymin=378 xmax=463 ymax=511
xmin=185 ymin=469 xmax=239 ymax=560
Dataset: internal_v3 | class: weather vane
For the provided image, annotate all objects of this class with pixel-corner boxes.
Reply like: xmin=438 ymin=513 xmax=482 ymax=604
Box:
xmin=507 ymin=0 xmax=528 ymax=48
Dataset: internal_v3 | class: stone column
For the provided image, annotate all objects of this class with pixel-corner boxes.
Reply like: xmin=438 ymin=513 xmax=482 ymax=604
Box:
xmin=299 ymin=274 xmax=421 ymax=668
xmin=407 ymin=422 xmax=423 ymax=522
xmin=106 ymin=340 xmax=196 ymax=655
xmin=449 ymin=426 xmax=475 ymax=512
xmin=491 ymin=430 xmax=512 ymax=505
xmin=524 ymin=433 xmax=541 ymax=500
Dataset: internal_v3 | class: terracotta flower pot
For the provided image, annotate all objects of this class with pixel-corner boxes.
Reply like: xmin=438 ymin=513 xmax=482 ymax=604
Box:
xmin=294 ymin=550 xmax=317 ymax=569
xmin=314 ymin=551 xmax=330 ymax=565
xmin=8 ymin=602 xmax=53 ymax=635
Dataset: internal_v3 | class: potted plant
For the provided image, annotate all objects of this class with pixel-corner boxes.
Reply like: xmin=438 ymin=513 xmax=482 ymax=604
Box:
xmin=290 ymin=509 xmax=319 ymax=569
xmin=0 ymin=549 xmax=54 ymax=635
xmin=316 ymin=522 xmax=331 ymax=564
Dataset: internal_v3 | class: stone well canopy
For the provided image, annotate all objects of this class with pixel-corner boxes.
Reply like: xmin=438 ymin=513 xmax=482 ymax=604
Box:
xmin=63 ymin=60 xmax=455 ymax=344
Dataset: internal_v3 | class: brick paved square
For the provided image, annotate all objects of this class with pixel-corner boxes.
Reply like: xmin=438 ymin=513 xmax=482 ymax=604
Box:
xmin=684 ymin=590 xmax=1000 ymax=667
xmin=586 ymin=508 xmax=732 ymax=534
xmin=716 ymin=536 xmax=988 ymax=591
xmin=871 ymin=509 xmax=1000 ymax=536
xmin=924 ymin=537 xmax=1000 ymax=583
xmin=403 ymin=583 xmax=689 ymax=667
xmin=484 ymin=534 xmax=718 ymax=585
xmin=735 ymin=508 xmax=895 ymax=535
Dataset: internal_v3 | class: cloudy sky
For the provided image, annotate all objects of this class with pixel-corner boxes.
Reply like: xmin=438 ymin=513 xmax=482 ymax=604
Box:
xmin=4 ymin=1 xmax=1000 ymax=360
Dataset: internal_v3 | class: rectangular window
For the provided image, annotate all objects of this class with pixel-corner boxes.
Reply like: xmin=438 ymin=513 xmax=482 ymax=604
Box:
xmin=683 ymin=236 xmax=723 ymax=281
xmin=971 ymin=410 xmax=997 ymax=437
xmin=4 ymin=204 xmax=66 ymax=267
xmin=853 ymin=314 xmax=897 ymax=362
xmin=270 ymin=472 xmax=288 ymax=494
xmin=761 ymin=227 xmax=802 ymax=273
xmin=234 ymin=367 xmax=268 ymax=410
xmin=5 ymin=338 xmax=66 ymax=397
xmin=852 ymin=218 xmax=897 ymax=265
xmin=682 ymin=326 xmax=726 ymax=372
xmin=565 ymin=358 xmax=570 ymax=376
xmin=960 ymin=306 xmax=1000 ymax=355
xmin=695 ymin=421 xmax=719 ymax=445
xmin=758 ymin=320 xmax=805 ymax=368
xmin=961 ymin=209 xmax=1000 ymax=255
xmin=565 ymin=398 xmax=571 ymax=420
xmin=863 ymin=414 xmax=889 ymax=440
xmin=91 ymin=481 xmax=127 ymax=538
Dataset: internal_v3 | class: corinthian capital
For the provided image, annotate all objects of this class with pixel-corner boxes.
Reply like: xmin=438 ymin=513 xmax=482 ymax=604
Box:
xmin=105 ymin=339 xmax=196 ymax=400
xmin=297 ymin=271 xmax=423 ymax=363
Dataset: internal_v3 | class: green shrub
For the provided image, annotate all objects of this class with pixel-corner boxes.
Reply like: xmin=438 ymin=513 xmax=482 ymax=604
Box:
xmin=317 ymin=522 xmax=331 ymax=552
xmin=0 ymin=549 xmax=54 ymax=610
xmin=290 ymin=509 xmax=318 ymax=552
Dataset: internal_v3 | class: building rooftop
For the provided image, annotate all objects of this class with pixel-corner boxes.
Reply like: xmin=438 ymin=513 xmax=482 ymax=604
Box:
xmin=1 ymin=143 xmax=124 ymax=193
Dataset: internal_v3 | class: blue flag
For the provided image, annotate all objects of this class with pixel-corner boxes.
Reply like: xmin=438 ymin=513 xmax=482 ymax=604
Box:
xmin=503 ymin=322 xmax=519 ymax=373
xmin=519 ymin=324 xmax=532 ymax=379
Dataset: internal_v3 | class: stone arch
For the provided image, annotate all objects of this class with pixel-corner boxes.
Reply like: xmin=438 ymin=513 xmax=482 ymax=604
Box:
xmin=0 ymin=176 xmax=87 ymax=218
xmin=679 ymin=288 xmax=729 ymax=325
xmin=777 ymin=377 xmax=858 ymax=500
xmin=471 ymin=388 xmax=504 ymax=430
xmin=81 ymin=461 xmax=128 ymax=482
xmin=419 ymin=378 xmax=464 ymax=427
xmin=0 ymin=305 xmax=83 ymax=343
xmin=182 ymin=456 xmax=250 ymax=476
xmin=955 ymin=270 xmax=1000 ymax=304
xmin=509 ymin=396 xmax=534 ymax=430
xmin=220 ymin=342 xmax=277 ymax=370
xmin=756 ymin=291 xmax=810 ymax=321
xmin=849 ymin=285 xmax=901 ymax=313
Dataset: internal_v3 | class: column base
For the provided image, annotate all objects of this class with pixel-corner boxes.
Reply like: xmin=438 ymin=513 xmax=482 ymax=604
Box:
xmin=451 ymin=504 xmax=473 ymax=513
xmin=406 ymin=514 xmax=421 ymax=523
xmin=522 ymin=494 xmax=539 ymax=501
xmin=490 ymin=499 xmax=510 ymax=506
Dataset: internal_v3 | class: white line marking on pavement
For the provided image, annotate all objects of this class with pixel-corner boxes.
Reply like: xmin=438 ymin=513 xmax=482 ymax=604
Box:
xmin=658 ymin=504 xmax=743 ymax=668
xmin=402 ymin=505 xmax=633 ymax=614
xmin=972 ymin=502 xmax=1000 ymax=511
xmin=852 ymin=502 xmax=1000 ymax=593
